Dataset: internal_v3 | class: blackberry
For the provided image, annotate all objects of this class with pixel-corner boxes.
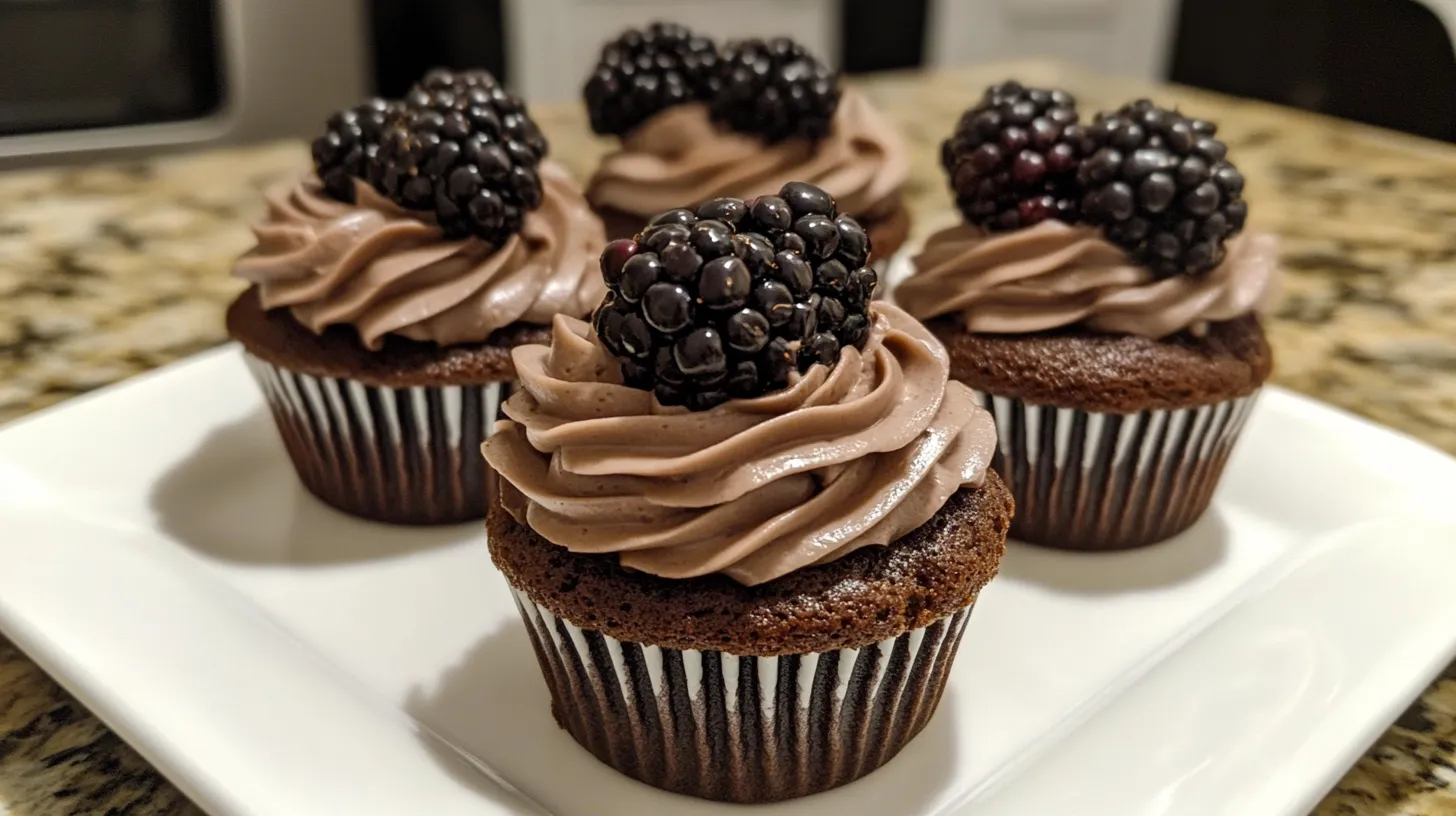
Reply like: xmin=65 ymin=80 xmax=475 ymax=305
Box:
xmin=711 ymin=38 xmax=841 ymax=143
xmin=311 ymin=98 xmax=403 ymax=203
xmin=1074 ymin=99 xmax=1247 ymax=277
xmin=584 ymin=22 xmax=721 ymax=136
xmin=593 ymin=182 xmax=875 ymax=410
xmin=368 ymin=69 xmax=548 ymax=247
xmin=941 ymin=80 xmax=1084 ymax=231
xmin=416 ymin=67 xmax=502 ymax=93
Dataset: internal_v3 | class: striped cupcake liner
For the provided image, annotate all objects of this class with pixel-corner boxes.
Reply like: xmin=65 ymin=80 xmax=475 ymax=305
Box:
xmin=509 ymin=586 xmax=973 ymax=803
xmin=974 ymin=390 xmax=1259 ymax=551
xmin=242 ymin=352 xmax=510 ymax=525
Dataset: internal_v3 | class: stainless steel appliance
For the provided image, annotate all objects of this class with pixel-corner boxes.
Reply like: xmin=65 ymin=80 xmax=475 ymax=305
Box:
xmin=0 ymin=0 xmax=367 ymax=166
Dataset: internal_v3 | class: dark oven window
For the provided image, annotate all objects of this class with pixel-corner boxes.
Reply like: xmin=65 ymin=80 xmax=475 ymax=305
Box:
xmin=0 ymin=0 xmax=224 ymax=136
xmin=1171 ymin=0 xmax=1456 ymax=143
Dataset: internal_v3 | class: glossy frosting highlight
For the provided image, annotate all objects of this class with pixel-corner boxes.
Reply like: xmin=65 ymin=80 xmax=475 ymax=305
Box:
xmin=898 ymin=220 xmax=1280 ymax=338
xmin=586 ymin=88 xmax=909 ymax=220
xmin=482 ymin=304 xmax=997 ymax=586
xmin=235 ymin=162 xmax=606 ymax=349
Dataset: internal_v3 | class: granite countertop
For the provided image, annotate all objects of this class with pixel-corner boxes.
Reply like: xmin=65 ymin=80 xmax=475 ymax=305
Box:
xmin=1 ymin=61 xmax=1454 ymax=813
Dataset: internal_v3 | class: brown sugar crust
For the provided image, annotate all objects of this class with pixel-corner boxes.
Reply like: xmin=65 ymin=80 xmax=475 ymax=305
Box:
xmin=226 ymin=287 xmax=547 ymax=388
xmin=488 ymin=472 xmax=1013 ymax=656
xmin=930 ymin=313 xmax=1273 ymax=413
xmin=595 ymin=193 xmax=912 ymax=262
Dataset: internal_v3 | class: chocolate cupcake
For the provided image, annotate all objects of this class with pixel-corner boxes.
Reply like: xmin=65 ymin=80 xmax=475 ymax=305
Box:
xmin=227 ymin=70 xmax=606 ymax=525
xmin=581 ymin=24 xmax=911 ymax=261
xmin=482 ymin=183 xmax=1011 ymax=802
xmin=895 ymin=84 xmax=1279 ymax=551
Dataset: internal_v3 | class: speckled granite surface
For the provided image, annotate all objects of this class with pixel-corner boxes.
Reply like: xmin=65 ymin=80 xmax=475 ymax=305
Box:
xmin=0 ymin=61 xmax=1453 ymax=813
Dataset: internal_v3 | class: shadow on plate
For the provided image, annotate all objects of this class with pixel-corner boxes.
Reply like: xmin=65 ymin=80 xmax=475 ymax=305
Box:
xmin=406 ymin=622 xmax=962 ymax=815
xmin=149 ymin=408 xmax=472 ymax=565
xmin=997 ymin=506 xmax=1231 ymax=595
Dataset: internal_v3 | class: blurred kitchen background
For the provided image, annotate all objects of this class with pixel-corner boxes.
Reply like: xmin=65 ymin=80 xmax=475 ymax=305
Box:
xmin=2 ymin=0 xmax=1455 ymax=167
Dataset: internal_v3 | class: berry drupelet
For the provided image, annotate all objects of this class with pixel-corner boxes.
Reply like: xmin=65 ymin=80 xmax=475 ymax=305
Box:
xmin=1074 ymin=99 xmax=1247 ymax=277
xmin=312 ymin=98 xmax=403 ymax=203
xmin=594 ymin=182 xmax=876 ymax=410
xmin=368 ymin=69 xmax=548 ymax=247
xmin=710 ymin=37 xmax=841 ymax=144
xmin=415 ymin=67 xmax=504 ymax=93
xmin=941 ymin=81 xmax=1084 ymax=232
xmin=584 ymin=22 xmax=721 ymax=136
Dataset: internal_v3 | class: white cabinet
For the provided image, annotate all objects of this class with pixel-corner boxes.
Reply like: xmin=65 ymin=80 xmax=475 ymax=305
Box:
xmin=925 ymin=0 xmax=1180 ymax=80
xmin=504 ymin=0 xmax=838 ymax=103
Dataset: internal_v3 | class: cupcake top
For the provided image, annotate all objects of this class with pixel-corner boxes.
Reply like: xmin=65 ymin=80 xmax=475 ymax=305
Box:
xmin=581 ymin=25 xmax=909 ymax=219
xmin=485 ymin=305 xmax=995 ymax=586
xmin=587 ymin=90 xmax=908 ymax=223
xmin=901 ymin=82 xmax=1278 ymax=338
xmin=898 ymin=221 xmax=1278 ymax=339
xmin=235 ymin=69 xmax=606 ymax=350
xmin=236 ymin=163 xmax=605 ymax=350
xmin=483 ymin=183 xmax=997 ymax=586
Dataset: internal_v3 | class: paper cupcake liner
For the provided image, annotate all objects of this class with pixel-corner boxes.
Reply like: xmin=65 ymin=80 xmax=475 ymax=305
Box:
xmin=509 ymin=586 xmax=973 ymax=803
xmin=242 ymin=353 xmax=510 ymax=525
xmin=973 ymin=390 xmax=1259 ymax=551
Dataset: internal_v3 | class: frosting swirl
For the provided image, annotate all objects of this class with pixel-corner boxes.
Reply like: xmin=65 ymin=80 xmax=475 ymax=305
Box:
xmin=897 ymin=220 xmax=1280 ymax=339
xmin=235 ymin=162 xmax=606 ymax=350
xmin=482 ymin=304 xmax=997 ymax=586
xmin=586 ymin=88 xmax=909 ymax=220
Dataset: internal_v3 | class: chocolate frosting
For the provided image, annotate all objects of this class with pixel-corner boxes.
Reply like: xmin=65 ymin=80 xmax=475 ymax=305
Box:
xmin=234 ymin=162 xmax=606 ymax=350
xmin=586 ymin=88 xmax=909 ymax=220
xmin=482 ymin=304 xmax=997 ymax=586
xmin=898 ymin=220 xmax=1281 ymax=339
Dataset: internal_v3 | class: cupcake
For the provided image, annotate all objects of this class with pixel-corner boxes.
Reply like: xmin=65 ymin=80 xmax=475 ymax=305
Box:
xmin=581 ymin=23 xmax=911 ymax=262
xmin=482 ymin=183 xmax=1012 ymax=802
xmin=896 ymin=83 xmax=1278 ymax=551
xmin=226 ymin=69 xmax=606 ymax=525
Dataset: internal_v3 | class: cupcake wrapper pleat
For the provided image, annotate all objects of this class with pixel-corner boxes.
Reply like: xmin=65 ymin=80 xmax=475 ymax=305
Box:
xmin=509 ymin=586 xmax=972 ymax=803
xmin=974 ymin=390 xmax=1259 ymax=550
xmin=242 ymin=352 xmax=509 ymax=524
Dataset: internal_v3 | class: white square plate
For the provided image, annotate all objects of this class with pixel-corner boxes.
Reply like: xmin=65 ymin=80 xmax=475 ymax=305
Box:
xmin=1 ymin=347 xmax=1455 ymax=816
